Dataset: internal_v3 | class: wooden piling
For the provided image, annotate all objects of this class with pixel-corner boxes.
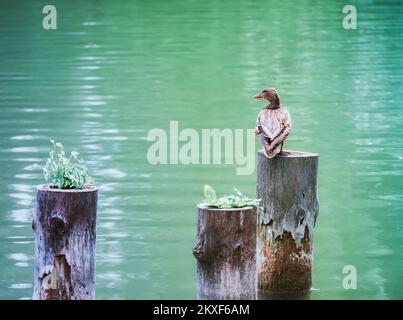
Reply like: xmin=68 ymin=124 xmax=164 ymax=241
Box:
xmin=256 ymin=150 xmax=319 ymax=293
xmin=32 ymin=185 xmax=98 ymax=300
xmin=193 ymin=204 xmax=257 ymax=300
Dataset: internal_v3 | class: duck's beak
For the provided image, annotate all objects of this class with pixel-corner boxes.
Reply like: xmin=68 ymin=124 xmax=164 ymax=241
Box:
xmin=254 ymin=93 xmax=264 ymax=100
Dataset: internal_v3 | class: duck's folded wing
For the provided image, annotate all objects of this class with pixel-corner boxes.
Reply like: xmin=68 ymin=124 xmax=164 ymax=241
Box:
xmin=270 ymin=109 xmax=292 ymax=146
xmin=255 ymin=110 xmax=265 ymax=135
xmin=259 ymin=115 xmax=279 ymax=140
xmin=259 ymin=110 xmax=285 ymax=140
xmin=282 ymin=108 xmax=292 ymax=138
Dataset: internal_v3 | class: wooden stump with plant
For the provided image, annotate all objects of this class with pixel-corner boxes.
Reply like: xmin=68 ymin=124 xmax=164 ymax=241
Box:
xmin=192 ymin=185 xmax=260 ymax=300
xmin=29 ymin=140 xmax=97 ymax=300
xmin=256 ymin=150 xmax=319 ymax=294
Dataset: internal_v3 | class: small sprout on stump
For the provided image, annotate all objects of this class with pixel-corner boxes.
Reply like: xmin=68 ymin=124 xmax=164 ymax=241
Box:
xmin=27 ymin=140 xmax=94 ymax=189
xmin=203 ymin=185 xmax=261 ymax=209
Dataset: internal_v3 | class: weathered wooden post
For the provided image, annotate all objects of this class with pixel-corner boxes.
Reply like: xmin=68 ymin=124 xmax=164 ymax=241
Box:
xmin=33 ymin=185 xmax=98 ymax=300
xmin=256 ymin=150 xmax=319 ymax=293
xmin=193 ymin=204 xmax=257 ymax=300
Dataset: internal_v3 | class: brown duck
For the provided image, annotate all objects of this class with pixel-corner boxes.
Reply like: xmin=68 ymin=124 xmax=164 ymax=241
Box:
xmin=254 ymin=88 xmax=292 ymax=158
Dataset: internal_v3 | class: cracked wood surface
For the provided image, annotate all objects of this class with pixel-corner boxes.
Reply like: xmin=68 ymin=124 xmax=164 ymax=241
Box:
xmin=193 ymin=204 xmax=257 ymax=300
xmin=256 ymin=150 xmax=319 ymax=293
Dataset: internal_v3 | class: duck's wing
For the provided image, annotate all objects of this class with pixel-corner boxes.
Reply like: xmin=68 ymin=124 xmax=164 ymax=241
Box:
xmin=260 ymin=116 xmax=275 ymax=139
xmin=258 ymin=110 xmax=280 ymax=140
xmin=255 ymin=110 xmax=265 ymax=134
xmin=268 ymin=107 xmax=292 ymax=147
xmin=281 ymin=107 xmax=292 ymax=138
xmin=261 ymin=108 xmax=289 ymax=140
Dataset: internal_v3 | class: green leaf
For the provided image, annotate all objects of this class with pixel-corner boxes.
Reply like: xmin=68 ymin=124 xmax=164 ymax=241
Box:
xmin=203 ymin=185 xmax=260 ymax=208
xmin=203 ymin=185 xmax=216 ymax=203
xmin=71 ymin=151 xmax=79 ymax=159
xmin=233 ymin=187 xmax=243 ymax=198
xmin=25 ymin=163 xmax=42 ymax=171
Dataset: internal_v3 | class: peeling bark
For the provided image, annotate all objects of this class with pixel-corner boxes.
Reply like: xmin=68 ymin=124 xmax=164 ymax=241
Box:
xmin=193 ymin=204 xmax=257 ymax=300
xmin=33 ymin=185 xmax=98 ymax=300
xmin=256 ymin=150 xmax=319 ymax=293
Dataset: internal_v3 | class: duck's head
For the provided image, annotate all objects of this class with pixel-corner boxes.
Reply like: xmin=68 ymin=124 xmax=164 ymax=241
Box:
xmin=254 ymin=87 xmax=280 ymax=107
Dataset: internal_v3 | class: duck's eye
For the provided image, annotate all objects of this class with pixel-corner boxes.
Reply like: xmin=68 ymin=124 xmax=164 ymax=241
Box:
xmin=262 ymin=90 xmax=268 ymax=93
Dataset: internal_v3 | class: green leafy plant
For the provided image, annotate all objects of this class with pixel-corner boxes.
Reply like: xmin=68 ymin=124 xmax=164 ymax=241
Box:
xmin=203 ymin=185 xmax=261 ymax=209
xmin=27 ymin=140 xmax=94 ymax=189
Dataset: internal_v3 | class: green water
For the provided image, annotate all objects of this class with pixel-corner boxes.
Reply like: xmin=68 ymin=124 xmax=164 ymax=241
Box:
xmin=1 ymin=0 xmax=402 ymax=299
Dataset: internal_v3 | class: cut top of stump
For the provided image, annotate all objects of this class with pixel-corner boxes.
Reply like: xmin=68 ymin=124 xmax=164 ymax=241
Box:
xmin=258 ymin=150 xmax=318 ymax=159
xmin=37 ymin=184 xmax=97 ymax=193
xmin=197 ymin=203 xmax=254 ymax=212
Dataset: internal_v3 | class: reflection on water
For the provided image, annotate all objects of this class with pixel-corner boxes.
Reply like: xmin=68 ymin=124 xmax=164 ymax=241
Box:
xmin=0 ymin=0 xmax=402 ymax=299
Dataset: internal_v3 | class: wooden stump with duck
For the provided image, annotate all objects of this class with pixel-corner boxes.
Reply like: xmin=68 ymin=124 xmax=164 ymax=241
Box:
xmin=253 ymin=88 xmax=319 ymax=293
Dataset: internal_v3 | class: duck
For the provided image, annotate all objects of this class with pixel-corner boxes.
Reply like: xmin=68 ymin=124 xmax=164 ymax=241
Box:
xmin=254 ymin=87 xmax=292 ymax=158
